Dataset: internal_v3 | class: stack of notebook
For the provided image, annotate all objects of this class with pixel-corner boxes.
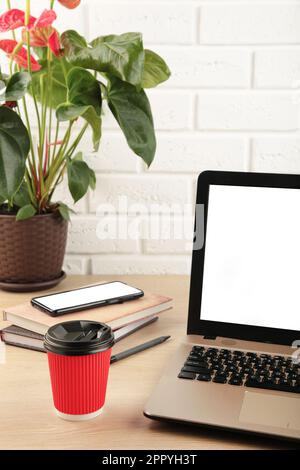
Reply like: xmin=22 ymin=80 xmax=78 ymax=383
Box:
xmin=1 ymin=288 xmax=173 ymax=353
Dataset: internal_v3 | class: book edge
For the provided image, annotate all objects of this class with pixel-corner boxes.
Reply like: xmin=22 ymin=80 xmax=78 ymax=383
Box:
xmin=1 ymin=325 xmax=44 ymax=339
xmin=4 ymin=301 xmax=173 ymax=335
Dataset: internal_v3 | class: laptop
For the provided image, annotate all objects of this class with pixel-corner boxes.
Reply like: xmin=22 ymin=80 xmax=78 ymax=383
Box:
xmin=144 ymin=171 xmax=300 ymax=442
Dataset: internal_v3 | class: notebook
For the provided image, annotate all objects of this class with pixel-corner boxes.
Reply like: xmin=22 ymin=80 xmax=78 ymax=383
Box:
xmin=2 ymin=291 xmax=172 ymax=335
xmin=0 ymin=316 xmax=159 ymax=353
xmin=0 ymin=325 xmax=44 ymax=352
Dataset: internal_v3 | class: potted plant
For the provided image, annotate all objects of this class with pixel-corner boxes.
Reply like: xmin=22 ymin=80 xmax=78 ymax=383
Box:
xmin=0 ymin=0 xmax=170 ymax=291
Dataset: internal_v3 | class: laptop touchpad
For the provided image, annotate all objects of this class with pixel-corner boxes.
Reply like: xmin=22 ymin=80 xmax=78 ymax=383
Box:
xmin=239 ymin=392 xmax=300 ymax=430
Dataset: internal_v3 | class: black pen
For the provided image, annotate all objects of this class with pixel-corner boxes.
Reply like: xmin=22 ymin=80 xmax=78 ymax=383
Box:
xmin=114 ymin=316 xmax=159 ymax=343
xmin=110 ymin=335 xmax=171 ymax=364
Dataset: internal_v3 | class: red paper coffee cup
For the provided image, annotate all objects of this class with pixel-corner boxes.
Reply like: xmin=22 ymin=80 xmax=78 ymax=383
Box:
xmin=44 ymin=321 xmax=114 ymax=421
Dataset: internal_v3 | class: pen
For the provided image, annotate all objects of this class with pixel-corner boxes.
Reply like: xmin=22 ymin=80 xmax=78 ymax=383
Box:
xmin=114 ymin=316 xmax=159 ymax=343
xmin=110 ymin=335 xmax=171 ymax=364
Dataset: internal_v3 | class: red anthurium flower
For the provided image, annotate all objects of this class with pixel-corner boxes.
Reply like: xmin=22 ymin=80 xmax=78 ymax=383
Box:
xmin=58 ymin=0 xmax=81 ymax=9
xmin=23 ymin=27 xmax=61 ymax=57
xmin=48 ymin=30 xmax=62 ymax=57
xmin=0 ymin=9 xmax=35 ymax=32
xmin=0 ymin=40 xmax=41 ymax=72
xmin=33 ymin=9 xmax=57 ymax=29
xmin=0 ymin=8 xmax=56 ymax=33
xmin=0 ymin=39 xmax=17 ymax=53
xmin=22 ymin=10 xmax=60 ymax=56
xmin=23 ymin=27 xmax=51 ymax=48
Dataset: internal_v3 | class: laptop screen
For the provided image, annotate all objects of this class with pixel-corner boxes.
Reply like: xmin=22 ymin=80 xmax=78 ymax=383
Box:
xmin=201 ymin=184 xmax=300 ymax=332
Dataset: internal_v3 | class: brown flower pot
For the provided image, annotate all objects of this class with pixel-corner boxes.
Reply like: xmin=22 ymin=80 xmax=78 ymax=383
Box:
xmin=0 ymin=212 xmax=68 ymax=291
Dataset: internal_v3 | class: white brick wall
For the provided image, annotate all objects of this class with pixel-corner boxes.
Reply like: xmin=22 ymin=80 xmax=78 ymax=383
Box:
xmin=197 ymin=92 xmax=299 ymax=131
xmin=1 ymin=0 xmax=300 ymax=275
xmin=200 ymin=4 xmax=300 ymax=44
xmin=89 ymin=175 xmax=192 ymax=213
xmin=88 ymin=2 xmax=197 ymax=44
xmin=254 ymin=50 xmax=300 ymax=88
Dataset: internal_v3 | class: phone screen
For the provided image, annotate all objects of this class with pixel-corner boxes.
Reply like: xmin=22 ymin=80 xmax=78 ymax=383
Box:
xmin=33 ymin=282 xmax=143 ymax=312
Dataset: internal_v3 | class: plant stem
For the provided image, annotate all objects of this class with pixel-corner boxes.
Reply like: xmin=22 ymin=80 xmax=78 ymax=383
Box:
xmin=46 ymin=108 xmax=53 ymax=176
xmin=66 ymin=122 xmax=89 ymax=158
xmin=22 ymin=97 xmax=37 ymax=168
xmin=24 ymin=0 xmax=46 ymax=208
xmin=47 ymin=122 xmax=91 ymax=203
xmin=46 ymin=121 xmax=90 ymax=204
xmin=48 ymin=108 xmax=53 ymax=150
xmin=41 ymin=122 xmax=73 ymax=204
xmin=46 ymin=47 xmax=53 ymax=174
xmin=25 ymin=169 xmax=36 ymax=206
xmin=50 ymin=0 xmax=55 ymax=8
xmin=48 ymin=163 xmax=67 ymax=203
xmin=51 ymin=120 xmax=60 ymax=164
xmin=53 ymin=122 xmax=73 ymax=171
xmin=40 ymin=75 xmax=47 ymax=158
xmin=60 ymin=59 xmax=68 ymax=81
xmin=6 ymin=0 xmax=39 ymax=202
xmin=9 ymin=42 xmax=22 ymax=75
xmin=25 ymin=0 xmax=31 ymax=26
xmin=31 ymin=89 xmax=43 ymax=154
xmin=25 ymin=43 xmax=44 ymax=200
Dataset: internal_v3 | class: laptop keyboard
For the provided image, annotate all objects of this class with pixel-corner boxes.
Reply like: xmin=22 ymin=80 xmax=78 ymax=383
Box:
xmin=178 ymin=346 xmax=300 ymax=394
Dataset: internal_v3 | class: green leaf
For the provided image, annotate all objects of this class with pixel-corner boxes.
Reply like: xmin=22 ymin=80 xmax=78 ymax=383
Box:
xmin=91 ymin=33 xmax=144 ymax=87
xmin=61 ymin=30 xmax=88 ymax=53
xmin=89 ymin=168 xmax=96 ymax=190
xmin=56 ymin=104 xmax=102 ymax=151
xmin=107 ymin=76 xmax=156 ymax=167
xmin=1 ymin=72 xmax=31 ymax=102
xmin=82 ymin=107 xmax=102 ymax=151
xmin=0 ymin=107 xmax=30 ymax=200
xmin=62 ymin=30 xmax=144 ymax=87
xmin=60 ymin=30 xmax=90 ymax=71
xmin=69 ymin=153 xmax=96 ymax=191
xmin=56 ymin=68 xmax=102 ymax=151
xmin=142 ymin=50 xmax=171 ymax=88
xmin=16 ymin=204 xmax=36 ymax=221
xmin=31 ymin=57 xmax=72 ymax=109
xmin=67 ymin=159 xmax=91 ymax=203
xmin=73 ymin=151 xmax=83 ymax=161
xmin=67 ymin=67 xmax=102 ymax=115
xmin=13 ymin=181 xmax=31 ymax=208
xmin=58 ymin=202 xmax=74 ymax=222
xmin=56 ymin=103 xmax=88 ymax=121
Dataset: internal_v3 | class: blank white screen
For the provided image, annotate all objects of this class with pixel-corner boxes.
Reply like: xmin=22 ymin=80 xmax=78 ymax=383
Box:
xmin=201 ymin=185 xmax=300 ymax=331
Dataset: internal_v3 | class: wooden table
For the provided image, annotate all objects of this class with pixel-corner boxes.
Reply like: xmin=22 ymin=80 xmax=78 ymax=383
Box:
xmin=0 ymin=275 xmax=295 ymax=450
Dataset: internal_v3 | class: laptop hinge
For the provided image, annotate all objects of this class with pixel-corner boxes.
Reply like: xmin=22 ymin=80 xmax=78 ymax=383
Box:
xmin=203 ymin=335 xmax=217 ymax=340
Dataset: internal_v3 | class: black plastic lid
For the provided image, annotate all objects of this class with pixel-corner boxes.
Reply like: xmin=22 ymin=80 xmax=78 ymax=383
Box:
xmin=44 ymin=321 xmax=115 ymax=356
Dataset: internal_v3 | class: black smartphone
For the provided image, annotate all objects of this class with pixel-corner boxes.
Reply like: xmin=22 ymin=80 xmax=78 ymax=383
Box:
xmin=31 ymin=281 xmax=144 ymax=317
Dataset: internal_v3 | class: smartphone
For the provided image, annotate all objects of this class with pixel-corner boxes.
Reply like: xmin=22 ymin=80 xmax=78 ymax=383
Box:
xmin=31 ymin=281 xmax=144 ymax=317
